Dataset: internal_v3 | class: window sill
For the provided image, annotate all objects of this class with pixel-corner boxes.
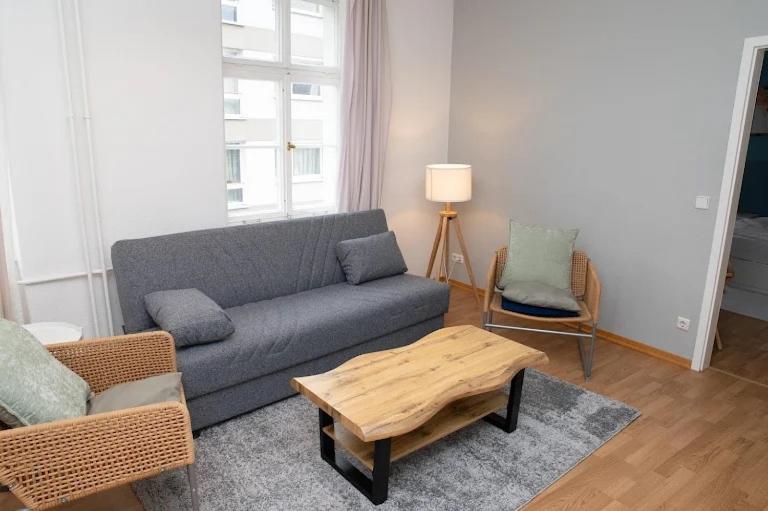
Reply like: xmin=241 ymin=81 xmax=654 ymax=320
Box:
xmin=292 ymin=175 xmax=323 ymax=183
xmin=227 ymin=206 xmax=336 ymax=225
xmin=290 ymin=9 xmax=323 ymax=19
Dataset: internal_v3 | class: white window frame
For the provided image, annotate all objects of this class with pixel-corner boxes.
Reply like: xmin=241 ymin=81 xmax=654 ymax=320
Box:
xmin=222 ymin=0 xmax=344 ymax=224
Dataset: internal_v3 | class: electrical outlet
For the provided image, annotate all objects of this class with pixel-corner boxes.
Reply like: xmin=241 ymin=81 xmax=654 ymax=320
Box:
xmin=451 ymin=253 xmax=464 ymax=264
xmin=676 ymin=316 xmax=691 ymax=332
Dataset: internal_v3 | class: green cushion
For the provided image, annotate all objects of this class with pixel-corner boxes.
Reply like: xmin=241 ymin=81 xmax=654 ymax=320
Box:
xmin=0 ymin=320 xmax=91 ymax=427
xmin=501 ymin=281 xmax=581 ymax=312
xmin=499 ymin=221 xmax=579 ymax=291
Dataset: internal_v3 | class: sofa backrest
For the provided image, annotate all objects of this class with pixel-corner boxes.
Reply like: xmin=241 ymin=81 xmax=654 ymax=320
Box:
xmin=112 ymin=209 xmax=389 ymax=333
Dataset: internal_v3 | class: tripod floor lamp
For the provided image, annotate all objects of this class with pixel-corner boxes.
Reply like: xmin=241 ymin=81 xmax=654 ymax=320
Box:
xmin=425 ymin=164 xmax=481 ymax=307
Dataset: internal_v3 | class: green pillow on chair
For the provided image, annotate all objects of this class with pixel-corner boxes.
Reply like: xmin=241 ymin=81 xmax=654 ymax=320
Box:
xmin=499 ymin=220 xmax=579 ymax=291
xmin=0 ymin=319 xmax=91 ymax=427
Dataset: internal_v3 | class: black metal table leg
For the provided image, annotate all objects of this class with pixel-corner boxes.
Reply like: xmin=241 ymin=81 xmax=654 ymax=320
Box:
xmin=318 ymin=409 xmax=391 ymax=505
xmin=370 ymin=438 xmax=391 ymax=504
xmin=319 ymin=408 xmax=336 ymax=463
xmin=483 ymin=368 xmax=525 ymax=433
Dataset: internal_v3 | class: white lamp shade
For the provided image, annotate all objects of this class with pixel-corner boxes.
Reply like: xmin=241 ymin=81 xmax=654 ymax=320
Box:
xmin=425 ymin=164 xmax=472 ymax=203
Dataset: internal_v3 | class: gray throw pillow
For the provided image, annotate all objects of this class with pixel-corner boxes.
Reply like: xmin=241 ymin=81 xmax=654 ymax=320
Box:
xmin=0 ymin=319 xmax=91 ymax=427
xmin=144 ymin=288 xmax=235 ymax=347
xmin=88 ymin=372 xmax=182 ymax=415
xmin=498 ymin=221 xmax=579 ymax=291
xmin=502 ymin=281 xmax=581 ymax=312
xmin=336 ymin=231 xmax=408 ymax=285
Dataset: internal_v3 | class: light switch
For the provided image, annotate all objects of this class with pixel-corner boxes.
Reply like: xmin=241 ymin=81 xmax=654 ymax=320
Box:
xmin=695 ymin=196 xmax=711 ymax=210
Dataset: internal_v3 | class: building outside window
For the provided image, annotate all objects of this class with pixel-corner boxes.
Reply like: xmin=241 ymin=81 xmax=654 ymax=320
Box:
xmin=221 ymin=0 xmax=342 ymax=221
xmin=293 ymin=147 xmax=322 ymax=181
xmin=221 ymin=3 xmax=238 ymax=23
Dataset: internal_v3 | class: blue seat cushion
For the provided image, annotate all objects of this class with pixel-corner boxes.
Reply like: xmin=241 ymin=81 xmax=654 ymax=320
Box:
xmin=501 ymin=296 xmax=580 ymax=318
xmin=177 ymin=274 xmax=450 ymax=399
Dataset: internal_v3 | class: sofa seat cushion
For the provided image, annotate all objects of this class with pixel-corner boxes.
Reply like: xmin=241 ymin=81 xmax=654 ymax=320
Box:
xmin=177 ymin=274 xmax=450 ymax=399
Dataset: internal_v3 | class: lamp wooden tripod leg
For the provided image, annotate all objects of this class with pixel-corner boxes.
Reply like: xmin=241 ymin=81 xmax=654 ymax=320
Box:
xmin=425 ymin=204 xmax=481 ymax=308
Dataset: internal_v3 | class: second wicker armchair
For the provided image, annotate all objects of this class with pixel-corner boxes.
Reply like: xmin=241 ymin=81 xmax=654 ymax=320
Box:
xmin=483 ymin=247 xmax=602 ymax=380
xmin=0 ymin=331 xmax=199 ymax=511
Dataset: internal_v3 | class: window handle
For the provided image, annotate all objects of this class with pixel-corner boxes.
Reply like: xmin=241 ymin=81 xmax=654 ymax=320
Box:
xmin=287 ymin=141 xmax=296 ymax=151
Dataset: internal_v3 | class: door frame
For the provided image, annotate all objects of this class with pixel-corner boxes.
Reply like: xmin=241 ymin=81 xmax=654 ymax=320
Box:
xmin=692 ymin=36 xmax=768 ymax=371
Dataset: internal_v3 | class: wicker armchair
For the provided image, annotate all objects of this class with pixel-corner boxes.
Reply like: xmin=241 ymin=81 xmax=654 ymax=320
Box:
xmin=0 ymin=332 xmax=199 ymax=511
xmin=483 ymin=247 xmax=602 ymax=379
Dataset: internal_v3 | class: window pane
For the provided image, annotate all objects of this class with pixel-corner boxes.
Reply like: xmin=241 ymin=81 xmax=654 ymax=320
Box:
xmin=224 ymin=77 xmax=283 ymax=214
xmin=292 ymin=82 xmax=321 ymax=97
xmin=293 ymin=148 xmax=321 ymax=177
xmin=291 ymin=82 xmax=338 ymax=211
xmin=231 ymin=147 xmax=280 ymax=211
xmin=224 ymin=97 xmax=241 ymax=116
xmin=221 ymin=4 xmax=237 ymax=23
xmin=226 ymin=149 xmax=241 ymax=182
xmin=227 ymin=188 xmax=244 ymax=203
xmin=223 ymin=78 xmax=238 ymax=93
xmin=292 ymin=0 xmax=320 ymax=14
xmin=221 ymin=0 xmax=278 ymax=62
xmin=291 ymin=0 xmax=338 ymax=67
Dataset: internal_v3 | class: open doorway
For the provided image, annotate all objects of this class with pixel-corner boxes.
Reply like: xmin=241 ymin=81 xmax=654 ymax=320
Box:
xmin=693 ymin=37 xmax=768 ymax=373
xmin=709 ymin=52 xmax=768 ymax=384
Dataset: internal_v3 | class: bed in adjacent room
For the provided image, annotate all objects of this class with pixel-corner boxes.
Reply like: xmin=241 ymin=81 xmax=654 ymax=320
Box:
xmin=729 ymin=215 xmax=768 ymax=295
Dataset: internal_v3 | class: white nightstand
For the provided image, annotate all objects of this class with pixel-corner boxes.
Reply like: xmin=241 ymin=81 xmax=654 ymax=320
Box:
xmin=22 ymin=322 xmax=83 ymax=345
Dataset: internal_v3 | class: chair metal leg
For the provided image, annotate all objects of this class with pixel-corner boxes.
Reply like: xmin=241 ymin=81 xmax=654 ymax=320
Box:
xmin=484 ymin=311 xmax=493 ymax=330
xmin=575 ymin=324 xmax=597 ymax=381
xmin=486 ymin=309 xmax=598 ymax=380
xmin=577 ymin=337 xmax=587 ymax=377
xmin=585 ymin=324 xmax=597 ymax=380
xmin=187 ymin=463 xmax=200 ymax=511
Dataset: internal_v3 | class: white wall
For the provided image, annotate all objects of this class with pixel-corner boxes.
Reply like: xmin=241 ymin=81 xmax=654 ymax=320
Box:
xmin=381 ymin=0 xmax=454 ymax=276
xmin=0 ymin=0 xmax=455 ymax=337
xmin=447 ymin=0 xmax=768 ymax=359
xmin=0 ymin=0 xmax=226 ymax=337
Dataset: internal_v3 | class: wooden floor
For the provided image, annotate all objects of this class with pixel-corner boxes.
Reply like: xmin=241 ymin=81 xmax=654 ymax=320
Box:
xmin=3 ymin=286 xmax=768 ymax=510
xmin=710 ymin=309 xmax=768 ymax=387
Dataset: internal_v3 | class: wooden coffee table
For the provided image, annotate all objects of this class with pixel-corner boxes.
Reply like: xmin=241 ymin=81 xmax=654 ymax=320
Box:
xmin=290 ymin=325 xmax=549 ymax=504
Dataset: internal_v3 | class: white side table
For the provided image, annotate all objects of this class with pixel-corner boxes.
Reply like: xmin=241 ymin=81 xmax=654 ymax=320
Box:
xmin=22 ymin=322 xmax=83 ymax=345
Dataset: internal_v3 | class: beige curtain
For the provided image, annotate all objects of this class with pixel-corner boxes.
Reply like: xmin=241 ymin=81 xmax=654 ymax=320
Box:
xmin=337 ymin=0 xmax=391 ymax=212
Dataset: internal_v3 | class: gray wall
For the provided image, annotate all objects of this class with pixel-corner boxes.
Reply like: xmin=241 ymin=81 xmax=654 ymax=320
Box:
xmin=447 ymin=0 xmax=768 ymax=358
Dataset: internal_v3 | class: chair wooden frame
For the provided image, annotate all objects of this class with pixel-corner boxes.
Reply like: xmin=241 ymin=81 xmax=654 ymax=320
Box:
xmin=0 ymin=332 xmax=199 ymax=511
xmin=482 ymin=247 xmax=602 ymax=380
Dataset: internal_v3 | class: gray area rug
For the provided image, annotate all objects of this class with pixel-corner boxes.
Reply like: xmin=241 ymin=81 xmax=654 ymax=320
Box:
xmin=134 ymin=370 xmax=639 ymax=510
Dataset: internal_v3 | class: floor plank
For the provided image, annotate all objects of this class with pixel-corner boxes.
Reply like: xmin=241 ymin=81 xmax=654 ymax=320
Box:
xmin=710 ymin=309 xmax=768 ymax=386
xmin=3 ymin=286 xmax=768 ymax=510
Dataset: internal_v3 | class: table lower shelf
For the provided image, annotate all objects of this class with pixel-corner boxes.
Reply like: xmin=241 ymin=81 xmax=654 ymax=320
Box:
xmin=322 ymin=390 xmax=507 ymax=470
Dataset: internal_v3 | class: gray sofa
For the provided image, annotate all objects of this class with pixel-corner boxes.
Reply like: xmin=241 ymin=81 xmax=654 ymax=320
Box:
xmin=111 ymin=210 xmax=450 ymax=430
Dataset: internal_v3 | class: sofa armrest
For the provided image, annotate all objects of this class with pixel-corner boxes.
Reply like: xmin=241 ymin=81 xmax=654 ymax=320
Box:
xmin=47 ymin=332 xmax=177 ymax=393
xmin=0 ymin=401 xmax=193 ymax=510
